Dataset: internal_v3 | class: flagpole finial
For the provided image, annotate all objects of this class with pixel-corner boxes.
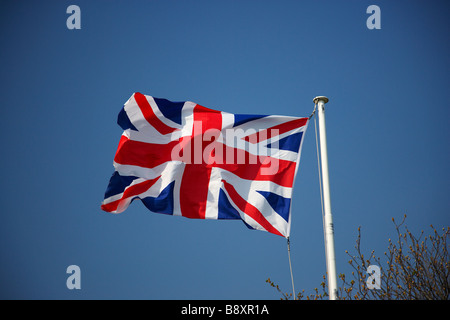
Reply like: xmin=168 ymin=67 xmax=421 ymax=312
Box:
xmin=313 ymin=96 xmax=329 ymax=104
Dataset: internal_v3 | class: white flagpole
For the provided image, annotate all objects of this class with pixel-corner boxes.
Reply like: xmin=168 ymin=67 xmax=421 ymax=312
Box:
xmin=313 ymin=96 xmax=338 ymax=300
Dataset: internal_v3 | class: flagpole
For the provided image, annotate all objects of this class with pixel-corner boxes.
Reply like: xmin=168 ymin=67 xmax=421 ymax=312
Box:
xmin=313 ymin=96 xmax=338 ymax=300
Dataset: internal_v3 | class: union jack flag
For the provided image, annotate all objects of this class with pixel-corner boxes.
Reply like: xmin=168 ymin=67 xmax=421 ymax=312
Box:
xmin=101 ymin=92 xmax=308 ymax=237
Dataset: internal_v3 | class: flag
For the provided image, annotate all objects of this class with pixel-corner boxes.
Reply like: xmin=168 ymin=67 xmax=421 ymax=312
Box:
xmin=101 ymin=92 xmax=308 ymax=237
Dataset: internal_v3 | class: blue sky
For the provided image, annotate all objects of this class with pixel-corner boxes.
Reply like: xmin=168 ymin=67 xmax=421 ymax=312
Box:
xmin=0 ymin=0 xmax=448 ymax=299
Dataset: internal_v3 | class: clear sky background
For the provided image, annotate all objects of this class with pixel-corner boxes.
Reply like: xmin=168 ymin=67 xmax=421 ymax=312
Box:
xmin=0 ymin=0 xmax=448 ymax=299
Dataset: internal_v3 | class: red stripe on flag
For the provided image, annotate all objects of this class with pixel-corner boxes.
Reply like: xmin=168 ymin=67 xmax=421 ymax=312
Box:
xmin=222 ymin=180 xmax=283 ymax=237
xmin=244 ymin=117 xmax=308 ymax=143
xmin=179 ymin=164 xmax=211 ymax=219
xmin=215 ymin=143 xmax=297 ymax=187
xmin=101 ymin=177 xmax=159 ymax=212
xmin=179 ymin=105 xmax=222 ymax=219
xmin=114 ymin=136 xmax=178 ymax=169
xmin=134 ymin=92 xmax=178 ymax=135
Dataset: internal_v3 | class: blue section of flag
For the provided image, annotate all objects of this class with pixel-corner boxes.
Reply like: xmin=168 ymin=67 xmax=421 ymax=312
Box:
xmin=257 ymin=191 xmax=291 ymax=222
xmin=267 ymin=132 xmax=303 ymax=152
xmin=153 ymin=97 xmax=184 ymax=125
xmin=233 ymin=114 xmax=267 ymax=127
xmin=104 ymin=172 xmax=139 ymax=199
xmin=117 ymin=107 xmax=138 ymax=131
xmin=141 ymin=181 xmax=175 ymax=215
xmin=218 ymin=189 xmax=241 ymax=219
xmin=218 ymin=189 xmax=256 ymax=230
